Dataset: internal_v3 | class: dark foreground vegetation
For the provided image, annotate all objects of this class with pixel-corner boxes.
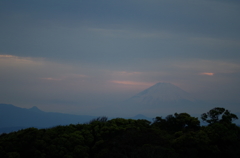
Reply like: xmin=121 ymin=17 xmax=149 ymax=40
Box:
xmin=0 ymin=107 xmax=240 ymax=158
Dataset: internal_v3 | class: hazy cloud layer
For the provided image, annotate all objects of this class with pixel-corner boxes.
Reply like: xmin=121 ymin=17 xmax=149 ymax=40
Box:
xmin=1 ymin=0 xmax=240 ymax=115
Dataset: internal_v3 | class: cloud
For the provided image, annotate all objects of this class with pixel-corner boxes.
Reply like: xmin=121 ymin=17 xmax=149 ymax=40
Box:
xmin=1 ymin=53 xmax=240 ymax=114
xmin=199 ymin=72 xmax=214 ymax=76
xmin=0 ymin=54 xmax=90 ymax=100
xmin=1 ymin=0 xmax=240 ymax=114
xmin=0 ymin=55 xmax=15 ymax=58
xmin=0 ymin=54 xmax=44 ymax=65
xmin=41 ymin=74 xmax=88 ymax=82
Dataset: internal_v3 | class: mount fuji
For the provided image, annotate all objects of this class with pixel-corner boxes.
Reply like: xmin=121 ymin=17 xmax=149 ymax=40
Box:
xmin=118 ymin=82 xmax=201 ymax=116
xmin=128 ymin=82 xmax=196 ymax=104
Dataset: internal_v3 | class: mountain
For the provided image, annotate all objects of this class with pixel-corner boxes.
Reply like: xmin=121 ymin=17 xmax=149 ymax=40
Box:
xmin=119 ymin=82 xmax=201 ymax=116
xmin=0 ymin=104 xmax=96 ymax=133
xmin=28 ymin=106 xmax=43 ymax=113
xmin=129 ymin=114 xmax=152 ymax=122
xmin=0 ymin=104 xmax=153 ymax=133
xmin=128 ymin=82 xmax=196 ymax=104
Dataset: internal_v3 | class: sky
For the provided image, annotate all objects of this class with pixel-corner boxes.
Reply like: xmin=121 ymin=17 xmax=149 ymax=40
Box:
xmin=1 ymin=0 xmax=240 ymax=116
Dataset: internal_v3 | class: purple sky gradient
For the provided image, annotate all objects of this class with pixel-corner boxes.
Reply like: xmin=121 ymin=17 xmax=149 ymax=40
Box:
xmin=0 ymin=0 xmax=240 ymax=116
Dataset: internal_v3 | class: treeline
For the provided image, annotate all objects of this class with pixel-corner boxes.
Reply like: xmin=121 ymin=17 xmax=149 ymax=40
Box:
xmin=0 ymin=107 xmax=240 ymax=158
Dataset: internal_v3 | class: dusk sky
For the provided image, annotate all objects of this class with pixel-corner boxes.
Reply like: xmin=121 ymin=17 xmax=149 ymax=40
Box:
xmin=1 ymin=0 xmax=240 ymax=116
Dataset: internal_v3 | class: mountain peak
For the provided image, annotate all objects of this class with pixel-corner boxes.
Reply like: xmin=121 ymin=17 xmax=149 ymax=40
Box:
xmin=151 ymin=82 xmax=178 ymax=88
xmin=130 ymin=82 xmax=196 ymax=104
xmin=131 ymin=114 xmax=152 ymax=121
xmin=28 ymin=106 xmax=42 ymax=113
xmin=155 ymin=82 xmax=171 ymax=85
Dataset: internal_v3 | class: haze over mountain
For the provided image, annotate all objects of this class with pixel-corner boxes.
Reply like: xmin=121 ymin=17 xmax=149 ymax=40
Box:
xmin=116 ymin=82 xmax=209 ymax=117
xmin=128 ymin=82 xmax=197 ymax=104
xmin=0 ymin=104 xmax=152 ymax=133
xmin=1 ymin=1 xmax=240 ymax=117
xmin=1 ymin=82 xmax=239 ymax=133
xmin=0 ymin=104 xmax=96 ymax=133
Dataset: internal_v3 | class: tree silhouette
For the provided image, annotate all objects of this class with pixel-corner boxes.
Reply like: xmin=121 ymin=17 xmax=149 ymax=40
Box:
xmin=201 ymin=107 xmax=238 ymax=124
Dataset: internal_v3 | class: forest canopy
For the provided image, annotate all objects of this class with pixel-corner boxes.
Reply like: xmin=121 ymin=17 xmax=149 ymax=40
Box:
xmin=0 ymin=107 xmax=239 ymax=158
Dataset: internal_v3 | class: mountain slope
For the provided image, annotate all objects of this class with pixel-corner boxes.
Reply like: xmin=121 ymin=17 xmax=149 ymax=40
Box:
xmin=0 ymin=104 xmax=96 ymax=133
xmin=119 ymin=82 xmax=200 ymax=116
xmin=129 ymin=82 xmax=196 ymax=104
xmin=0 ymin=104 xmax=152 ymax=133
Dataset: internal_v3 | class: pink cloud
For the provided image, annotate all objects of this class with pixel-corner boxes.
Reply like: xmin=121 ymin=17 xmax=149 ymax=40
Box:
xmin=199 ymin=72 xmax=214 ymax=76
xmin=0 ymin=55 xmax=15 ymax=58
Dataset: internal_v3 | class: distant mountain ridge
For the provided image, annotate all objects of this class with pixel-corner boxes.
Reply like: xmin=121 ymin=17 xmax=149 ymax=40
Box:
xmin=0 ymin=104 xmax=151 ymax=133
xmin=0 ymin=104 xmax=96 ymax=133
